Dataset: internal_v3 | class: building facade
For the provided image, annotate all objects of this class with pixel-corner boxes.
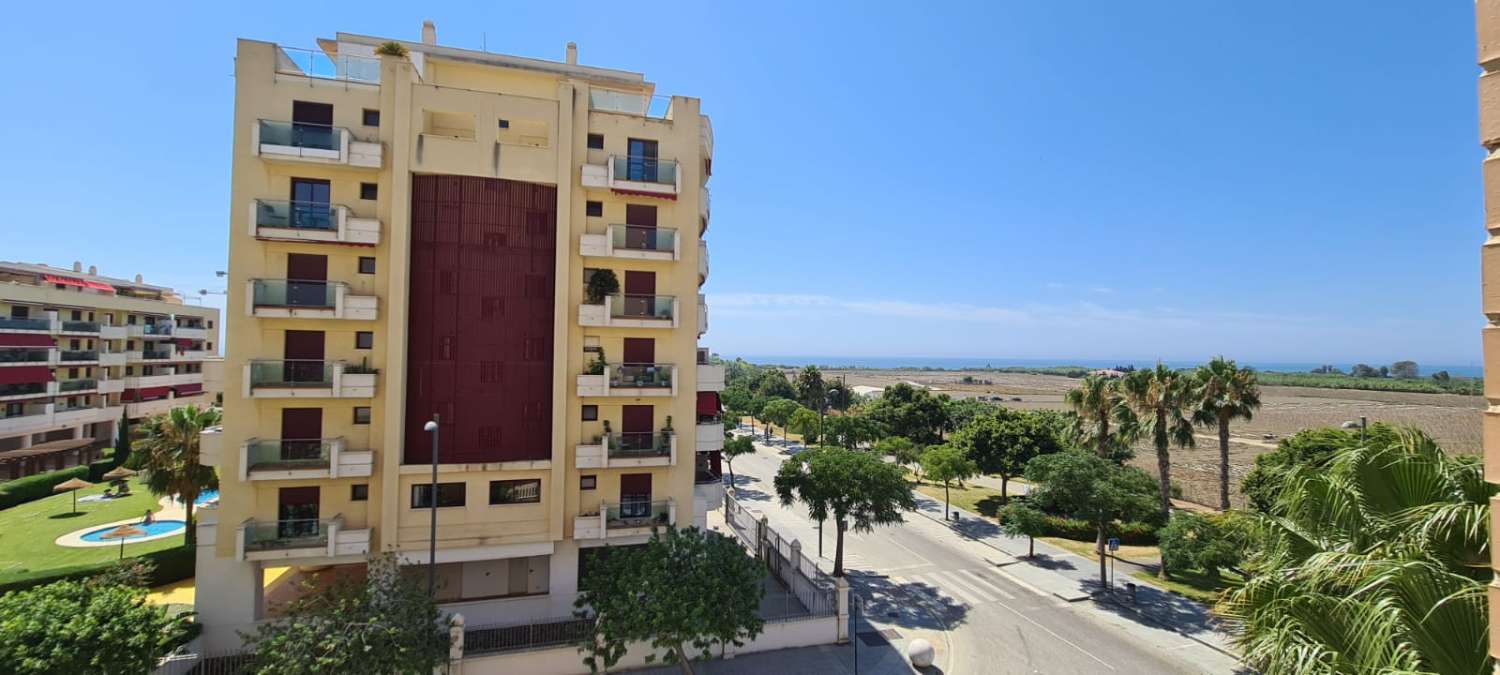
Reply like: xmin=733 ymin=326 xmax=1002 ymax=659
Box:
xmin=196 ymin=22 xmax=722 ymax=649
xmin=0 ymin=261 xmax=220 ymax=478
xmin=1481 ymin=1 xmax=1500 ymax=664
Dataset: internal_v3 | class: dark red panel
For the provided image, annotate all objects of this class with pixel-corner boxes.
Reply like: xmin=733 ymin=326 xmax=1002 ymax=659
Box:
xmin=697 ymin=392 xmax=721 ymax=416
xmin=0 ymin=334 xmax=54 ymax=347
xmin=174 ymin=383 xmax=203 ymax=396
xmin=0 ymin=367 xmax=51 ymax=385
xmin=123 ymin=386 xmax=170 ymax=402
xmin=405 ymin=174 xmax=556 ymax=464
xmin=621 ymin=473 xmax=652 ymax=498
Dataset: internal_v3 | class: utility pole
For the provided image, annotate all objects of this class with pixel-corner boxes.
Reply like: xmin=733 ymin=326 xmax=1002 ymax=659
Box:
xmin=423 ymin=415 xmax=441 ymax=596
xmin=1360 ymin=415 xmax=1367 ymax=444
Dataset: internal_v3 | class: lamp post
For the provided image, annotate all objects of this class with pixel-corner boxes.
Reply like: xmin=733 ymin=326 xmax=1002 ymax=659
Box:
xmin=423 ymin=415 xmax=440 ymax=597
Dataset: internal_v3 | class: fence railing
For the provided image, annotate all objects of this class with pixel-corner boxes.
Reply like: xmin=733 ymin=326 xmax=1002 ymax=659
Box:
xmin=0 ymin=349 xmax=48 ymax=363
xmin=611 ymin=224 xmax=676 ymax=252
xmin=252 ymin=279 xmax=339 ymax=308
xmin=0 ymin=317 xmax=49 ymax=331
xmin=611 ymin=294 xmax=674 ymax=320
xmin=245 ymin=439 xmax=334 ymax=470
xmin=255 ymin=199 xmax=339 ymax=231
xmin=463 ymin=618 xmax=595 ymax=657
xmin=724 ymin=492 xmax=839 ymax=622
xmin=609 ymin=363 xmax=673 ymax=388
xmin=61 ymin=321 xmax=100 ymax=332
xmin=276 ymin=46 xmax=380 ymax=84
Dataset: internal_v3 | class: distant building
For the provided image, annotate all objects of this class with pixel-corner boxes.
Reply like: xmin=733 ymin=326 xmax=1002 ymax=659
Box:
xmin=851 ymin=385 xmax=884 ymax=399
xmin=1090 ymin=369 xmax=1128 ymax=379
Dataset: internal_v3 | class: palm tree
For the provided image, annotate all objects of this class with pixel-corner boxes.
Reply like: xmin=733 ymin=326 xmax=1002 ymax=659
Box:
xmin=138 ymin=405 xmax=222 ymax=546
xmin=1192 ymin=357 xmax=1261 ymax=511
xmin=1217 ymin=429 xmax=1492 ymax=674
xmin=1062 ymin=375 xmax=1135 ymax=462
xmin=1121 ymin=363 xmax=1195 ymax=527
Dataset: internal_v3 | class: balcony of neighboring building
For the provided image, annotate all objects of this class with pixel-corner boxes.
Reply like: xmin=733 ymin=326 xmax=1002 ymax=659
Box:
xmin=251 ymin=199 xmax=380 ymax=246
xmin=579 ymin=225 xmax=679 ymax=261
xmin=573 ymin=498 xmax=676 ymax=541
xmin=236 ymin=517 xmax=371 ymax=562
xmin=697 ymin=293 xmax=708 ymax=336
xmin=578 ymin=294 xmax=678 ymax=329
xmin=696 ymin=349 xmax=725 ymax=391
xmin=247 ymin=279 xmax=378 ymax=321
xmin=0 ymin=401 xmax=121 ymax=435
xmin=121 ymin=370 xmax=200 ymax=390
xmin=125 ymin=392 xmax=209 ymax=419
xmin=575 ymin=431 xmax=677 ymax=469
xmin=576 ymin=363 xmax=677 ymax=398
xmin=0 ymin=313 xmax=115 ymax=337
xmin=126 ymin=323 xmax=176 ymax=340
xmin=57 ymin=378 xmax=99 ymax=396
xmin=243 ymin=360 xmax=376 ymax=399
xmin=581 ymin=156 xmax=681 ymax=198
xmin=127 ymin=346 xmax=176 ymax=363
xmin=238 ymin=437 xmax=374 ymax=482
xmin=700 ymin=185 xmax=710 ymax=225
xmin=255 ymin=120 xmax=382 ymax=169
xmin=698 ymin=240 xmax=709 ymax=286
xmin=0 ymin=316 xmax=52 ymax=334
xmin=693 ymin=450 xmax=725 ymax=519
xmin=0 ymin=380 xmax=54 ymax=402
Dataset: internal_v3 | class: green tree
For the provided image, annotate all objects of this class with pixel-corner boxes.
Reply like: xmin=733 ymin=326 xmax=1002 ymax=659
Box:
xmin=576 ymin=527 xmax=765 ymax=674
xmin=112 ymin=408 xmax=132 ymax=469
xmin=942 ymin=398 xmax=994 ymax=435
xmin=865 ymin=383 xmax=948 ymax=445
xmin=1063 ymin=375 xmax=1136 ymax=462
xmin=787 ymin=407 xmax=821 ymax=444
xmin=1217 ymin=429 xmax=1493 ymax=675
xmin=1192 ymin=357 xmax=1262 ymax=510
xmin=920 ymin=444 xmax=977 ymax=519
xmin=823 ymin=413 xmax=879 ymax=450
xmin=774 ymin=447 xmax=917 ymax=576
xmin=1023 ymin=450 xmax=1159 ymax=586
xmin=1157 ymin=512 xmax=1243 ymax=581
xmin=825 ymin=380 xmax=853 ymax=411
xmin=795 ymin=365 xmax=827 ymax=413
xmin=1239 ymin=425 xmax=1397 ymax=512
xmin=998 ymin=502 xmax=1049 ymax=558
xmin=1391 ymin=360 xmax=1419 ymax=379
xmin=585 ymin=268 xmax=620 ymax=304
xmin=721 ymin=382 xmax=754 ymax=414
xmin=722 ymin=435 xmax=755 ymax=486
xmin=244 ymin=553 xmax=450 ymax=674
xmin=0 ymin=568 xmax=194 ymax=674
xmin=953 ymin=410 xmax=1065 ymax=500
xmin=875 ymin=436 xmax=920 ymax=469
xmin=760 ymin=398 xmax=799 ymax=442
xmin=754 ymin=370 xmax=796 ymax=400
xmin=138 ymin=404 xmax=221 ymax=545
xmin=1121 ymin=364 xmax=1196 ymax=526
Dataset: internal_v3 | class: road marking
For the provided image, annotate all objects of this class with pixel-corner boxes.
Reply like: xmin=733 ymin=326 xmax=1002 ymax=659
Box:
xmin=958 ymin=568 xmax=1016 ymax=600
xmin=991 ymin=597 xmax=1115 ymax=670
xmin=934 ymin=569 xmax=998 ymax=604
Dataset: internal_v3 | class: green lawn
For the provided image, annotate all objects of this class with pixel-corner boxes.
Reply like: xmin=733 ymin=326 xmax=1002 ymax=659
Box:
xmin=911 ymin=477 xmax=1009 ymax=517
xmin=1130 ymin=568 xmax=1243 ymax=605
xmin=0 ymin=478 xmax=184 ymax=588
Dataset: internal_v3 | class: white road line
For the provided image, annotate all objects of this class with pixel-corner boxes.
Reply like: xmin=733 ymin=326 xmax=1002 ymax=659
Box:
xmin=932 ymin=569 xmax=996 ymax=605
xmin=958 ymin=568 xmax=1016 ymax=600
xmin=915 ymin=571 xmax=975 ymax=605
xmin=991 ymin=596 xmax=1116 ymax=671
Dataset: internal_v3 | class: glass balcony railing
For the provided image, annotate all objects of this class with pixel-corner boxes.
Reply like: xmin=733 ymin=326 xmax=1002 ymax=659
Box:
xmin=276 ymin=46 xmax=380 ymax=84
xmin=611 ymin=156 xmax=677 ymax=186
xmin=60 ymin=321 xmax=100 ymax=332
xmin=248 ymin=360 xmax=334 ymax=388
xmin=611 ymin=225 xmax=675 ymax=253
xmin=0 ymin=317 xmax=49 ymax=331
xmin=0 ymin=349 xmax=48 ymax=364
xmin=0 ymin=383 xmax=45 ymax=397
xmin=588 ymin=90 xmax=673 ymax=118
xmin=58 ymin=350 xmax=97 ymax=362
xmin=255 ymin=199 xmax=339 ymax=231
xmin=135 ymin=324 xmax=173 ymax=336
xmin=0 ymin=407 xmax=47 ymax=421
xmin=612 ymin=294 xmax=674 ymax=320
xmin=59 ymin=379 xmax=98 ymax=392
xmin=141 ymin=350 xmax=170 ymax=360
xmin=243 ymin=518 xmax=332 ymax=552
xmin=252 ymin=279 xmax=338 ymax=308
xmin=245 ymin=439 xmax=334 ymax=471
xmin=608 ymin=431 xmax=673 ymax=458
xmin=609 ymin=364 xmax=673 ymax=389
xmin=605 ymin=500 xmax=672 ymax=529
xmin=259 ymin=120 xmax=343 ymax=152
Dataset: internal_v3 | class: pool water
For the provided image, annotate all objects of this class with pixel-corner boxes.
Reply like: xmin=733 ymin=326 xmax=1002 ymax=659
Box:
xmin=195 ymin=490 xmax=219 ymax=505
xmin=79 ymin=520 xmax=186 ymax=543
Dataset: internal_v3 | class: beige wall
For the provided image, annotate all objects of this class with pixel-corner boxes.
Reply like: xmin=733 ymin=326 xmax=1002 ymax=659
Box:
xmin=1478 ymin=0 xmax=1500 ymax=661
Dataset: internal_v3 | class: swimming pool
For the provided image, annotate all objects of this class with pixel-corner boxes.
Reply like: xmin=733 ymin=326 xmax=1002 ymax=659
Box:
xmin=79 ymin=520 xmax=186 ymax=543
xmin=195 ymin=489 xmax=219 ymax=505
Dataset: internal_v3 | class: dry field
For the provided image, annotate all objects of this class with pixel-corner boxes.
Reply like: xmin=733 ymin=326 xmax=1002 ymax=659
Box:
xmin=824 ymin=368 xmax=1482 ymax=509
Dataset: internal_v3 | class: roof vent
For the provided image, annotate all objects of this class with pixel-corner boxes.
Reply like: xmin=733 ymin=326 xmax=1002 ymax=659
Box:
xmin=566 ymin=42 xmax=577 ymax=65
xmin=72 ymin=261 xmax=82 ymax=272
xmin=135 ymin=274 xmax=143 ymax=283
xmin=88 ymin=265 xmax=97 ymax=275
xmin=422 ymin=20 xmax=436 ymax=46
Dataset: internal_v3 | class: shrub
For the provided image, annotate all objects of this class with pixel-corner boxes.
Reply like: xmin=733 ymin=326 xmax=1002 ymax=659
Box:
xmin=0 ymin=570 xmax=194 ymax=673
xmin=0 ymin=465 xmax=89 ymax=510
xmin=0 ymin=545 xmax=194 ymax=596
xmin=1158 ymin=512 xmax=1242 ymax=579
xmin=994 ymin=505 xmax=1158 ymax=545
xmin=586 ymin=269 xmax=620 ymax=304
xmin=375 ymin=41 xmax=409 ymax=57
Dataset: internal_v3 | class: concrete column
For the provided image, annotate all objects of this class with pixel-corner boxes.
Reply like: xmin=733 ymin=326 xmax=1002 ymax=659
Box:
xmin=73 ymin=425 xmax=86 ymax=440
xmin=835 ymin=577 xmax=851 ymax=644
xmin=447 ymin=612 xmax=465 ymax=674
xmin=196 ymin=511 xmax=265 ymax=653
xmin=18 ymin=434 xmax=31 ymax=449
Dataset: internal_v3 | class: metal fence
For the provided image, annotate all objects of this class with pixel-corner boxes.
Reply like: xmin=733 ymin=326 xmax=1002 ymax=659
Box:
xmin=464 ymin=617 xmax=595 ymax=657
xmin=724 ymin=493 xmax=838 ymax=622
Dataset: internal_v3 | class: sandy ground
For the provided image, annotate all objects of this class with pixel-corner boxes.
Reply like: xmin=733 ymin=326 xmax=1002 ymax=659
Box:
xmin=821 ymin=368 xmax=1482 ymax=509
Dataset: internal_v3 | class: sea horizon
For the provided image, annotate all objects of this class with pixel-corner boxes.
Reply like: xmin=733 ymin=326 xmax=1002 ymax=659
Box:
xmin=726 ymin=355 xmax=1485 ymax=379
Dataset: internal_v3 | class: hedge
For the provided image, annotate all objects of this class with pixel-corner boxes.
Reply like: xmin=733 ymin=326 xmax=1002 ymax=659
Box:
xmin=0 ymin=545 xmax=194 ymax=596
xmin=995 ymin=510 xmax=1160 ymax=546
xmin=0 ymin=453 xmax=119 ymax=511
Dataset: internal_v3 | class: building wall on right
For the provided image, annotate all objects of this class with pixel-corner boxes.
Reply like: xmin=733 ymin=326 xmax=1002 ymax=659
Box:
xmin=1479 ymin=0 xmax=1500 ymax=661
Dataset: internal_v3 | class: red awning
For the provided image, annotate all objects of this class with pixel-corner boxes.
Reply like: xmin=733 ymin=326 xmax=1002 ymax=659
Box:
xmin=84 ymin=281 xmax=115 ymax=293
xmin=41 ymin=275 xmax=113 ymax=294
xmin=174 ymin=383 xmax=203 ymax=396
xmin=0 ymin=334 xmax=53 ymax=347
xmin=173 ymin=338 xmax=195 ymax=349
xmin=0 ymin=366 xmax=51 ymax=385
xmin=696 ymin=391 xmax=721 ymax=416
xmin=123 ymin=386 xmax=171 ymax=402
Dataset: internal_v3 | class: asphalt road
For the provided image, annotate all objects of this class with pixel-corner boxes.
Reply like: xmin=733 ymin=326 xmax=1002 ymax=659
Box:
xmin=726 ymin=433 xmax=1244 ymax=675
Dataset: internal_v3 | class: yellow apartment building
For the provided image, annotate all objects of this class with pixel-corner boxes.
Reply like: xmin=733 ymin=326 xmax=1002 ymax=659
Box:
xmin=195 ymin=21 xmax=723 ymax=649
xmin=1479 ymin=1 xmax=1500 ymax=664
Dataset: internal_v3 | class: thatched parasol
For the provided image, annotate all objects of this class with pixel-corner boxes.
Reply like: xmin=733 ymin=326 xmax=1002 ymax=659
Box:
xmin=99 ymin=523 xmax=146 ymax=559
xmin=52 ymin=477 xmax=94 ymax=514
xmin=101 ymin=466 xmax=137 ymax=482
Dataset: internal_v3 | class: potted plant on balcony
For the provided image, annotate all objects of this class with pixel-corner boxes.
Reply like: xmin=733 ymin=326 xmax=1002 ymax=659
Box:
xmin=586 ymin=350 xmax=606 ymax=376
xmin=602 ymin=420 xmax=612 ymax=446
xmin=375 ymin=41 xmax=409 ymax=57
xmin=585 ymin=269 xmax=619 ymax=305
xmin=660 ymin=416 xmax=674 ymax=450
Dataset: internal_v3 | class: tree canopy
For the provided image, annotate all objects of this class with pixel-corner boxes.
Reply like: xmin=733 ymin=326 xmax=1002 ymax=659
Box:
xmin=774 ymin=447 xmax=916 ymax=576
xmin=1239 ymin=424 xmax=1397 ymax=512
xmin=787 ymin=407 xmax=822 ymax=445
xmin=1193 ymin=357 xmax=1261 ymax=510
xmin=823 ymin=413 xmax=880 ymax=450
xmin=1023 ymin=450 xmax=1159 ymax=585
xmin=865 ymin=383 xmax=948 ymax=445
xmin=138 ymin=404 xmax=221 ymax=545
xmin=952 ymin=409 xmax=1066 ymax=499
xmin=759 ymin=398 xmax=800 ymax=439
xmin=722 ymin=435 xmax=755 ymax=485
xmin=921 ymin=444 xmax=977 ymax=518
xmin=795 ymin=366 xmax=827 ymax=413
xmin=1157 ymin=512 xmax=1243 ymax=580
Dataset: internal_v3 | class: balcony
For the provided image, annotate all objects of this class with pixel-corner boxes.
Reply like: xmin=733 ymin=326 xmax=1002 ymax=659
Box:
xmin=575 ymin=431 xmax=676 ymax=469
xmin=247 ymin=279 xmax=378 ymax=321
xmin=122 ymin=372 xmax=199 ymax=389
xmin=100 ymin=325 xmax=127 ymax=340
xmin=236 ymin=517 xmax=371 ymax=562
xmin=0 ymin=381 xmax=52 ymax=402
xmin=574 ymin=499 xmax=677 ymax=541
xmin=275 ymin=46 xmax=380 ymax=84
xmin=243 ymin=360 xmax=377 ymax=399
xmin=700 ymin=113 xmax=713 ymax=160
xmin=175 ymin=350 xmax=208 ymax=362
xmin=125 ymin=393 xmax=209 ymax=419
xmin=700 ymin=186 xmax=710 ymax=225
xmin=58 ymin=378 xmax=98 ymax=395
xmin=255 ymin=120 xmax=382 ymax=169
xmin=131 ymin=348 xmax=173 ymax=363
xmin=696 ymin=422 xmax=724 ymax=453
xmin=97 ymin=379 xmax=125 ymax=395
xmin=0 ymin=317 xmax=50 ymax=333
xmin=54 ymin=404 xmax=118 ymax=427
xmin=578 ymin=294 xmax=678 ymax=329
xmin=579 ymin=225 xmax=678 ymax=261
xmin=126 ymin=324 xmax=175 ymax=339
xmin=0 ymin=403 xmax=121 ymax=435
xmin=239 ymin=438 xmax=374 ymax=481
xmin=580 ymin=155 xmax=680 ymax=198
xmin=172 ymin=325 xmax=209 ymax=340
xmin=58 ymin=321 xmax=100 ymax=335
xmin=0 ymin=349 xmax=49 ymax=365
xmin=251 ymin=199 xmax=381 ymax=246
xmin=696 ymin=354 xmax=725 ymax=392
xmin=98 ymin=352 xmax=127 ymax=367
xmin=57 ymin=350 xmax=98 ymax=365
xmin=698 ymin=240 xmax=708 ymax=286
xmin=576 ymin=364 xmax=677 ymax=398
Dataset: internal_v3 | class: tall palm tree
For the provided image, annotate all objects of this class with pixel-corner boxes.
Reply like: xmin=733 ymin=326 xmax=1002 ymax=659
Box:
xmin=1121 ymin=363 xmax=1195 ymax=525
xmin=139 ymin=405 xmax=222 ymax=546
xmin=1217 ymin=429 xmax=1493 ymax=674
xmin=1063 ymin=374 xmax=1136 ymax=557
xmin=1192 ymin=357 xmax=1261 ymax=511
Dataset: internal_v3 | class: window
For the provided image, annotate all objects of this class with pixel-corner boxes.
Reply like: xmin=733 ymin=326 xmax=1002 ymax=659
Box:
xmin=587 ymin=133 xmax=604 ymax=150
xmin=580 ymin=475 xmax=597 ymax=490
xmin=68 ymin=368 xmax=78 ymax=378
xmin=497 ymin=119 xmax=510 ymax=129
xmin=581 ymin=405 xmax=598 ymax=422
xmin=362 ymin=109 xmax=380 ymax=127
xmin=358 ymin=257 xmax=377 ymax=274
xmin=412 ymin=482 xmax=466 ymax=508
xmin=360 ymin=182 xmax=378 ymax=200
xmin=351 ymin=484 xmax=369 ymax=501
xmin=355 ymin=331 xmax=374 ymax=349
xmin=585 ymin=201 xmax=603 ymax=217
xmin=71 ymin=310 xmax=81 ymax=320
xmin=353 ymin=407 xmax=372 ymax=424
xmin=208 ymin=320 xmax=214 ymax=329
xmin=489 ymin=479 xmax=541 ymax=505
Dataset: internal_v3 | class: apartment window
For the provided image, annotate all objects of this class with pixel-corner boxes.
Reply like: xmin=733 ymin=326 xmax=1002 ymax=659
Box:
xmin=126 ymin=315 xmax=136 ymax=325
xmin=68 ymin=368 xmax=78 ymax=378
xmin=71 ymin=310 xmax=81 ymax=320
xmin=489 ymin=479 xmax=541 ymax=505
xmin=362 ymin=109 xmax=380 ymax=127
xmin=125 ymin=367 xmax=133 ymax=376
xmin=208 ymin=320 xmax=214 ymax=329
xmin=69 ymin=339 xmax=79 ymax=350
xmin=355 ymin=331 xmax=374 ymax=349
xmin=497 ymin=118 xmax=510 ymax=129
xmin=358 ymin=257 xmax=377 ymax=274
xmin=353 ymin=407 xmax=372 ymax=425
xmin=479 ymin=361 xmax=501 ymax=383
xmin=587 ymin=133 xmax=604 ymax=150
xmin=412 ymin=482 xmax=466 ymax=508
xmin=360 ymin=182 xmax=378 ymax=200
xmin=580 ymin=475 xmax=597 ymax=490
xmin=581 ymin=405 xmax=598 ymax=422
xmin=585 ymin=201 xmax=603 ymax=218
xmin=351 ymin=484 xmax=369 ymax=501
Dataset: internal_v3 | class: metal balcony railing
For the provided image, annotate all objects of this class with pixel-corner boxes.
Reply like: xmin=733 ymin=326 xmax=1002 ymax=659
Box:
xmin=242 ymin=518 xmax=332 ymax=552
xmin=588 ymin=90 xmax=673 ymax=118
xmin=255 ymin=199 xmax=339 ymax=231
xmin=275 ymin=46 xmax=380 ymax=84
xmin=248 ymin=360 xmax=334 ymax=388
xmin=245 ymin=439 xmax=334 ymax=471
xmin=609 ymin=364 xmax=673 ymax=389
xmin=59 ymin=350 xmax=97 ymax=361
xmin=259 ymin=120 xmax=343 ymax=152
xmin=0 ymin=349 xmax=48 ymax=363
xmin=136 ymin=324 xmax=173 ymax=336
xmin=605 ymin=500 xmax=672 ymax=529
xmin=61 ymin=321 xmax=100 ymax=332
xmin=59 ymin=379 xmax=97 ymax=392
xmin=0 ymin=383 xmax=45 ymax=397
xmin=607 ymin=432 xmax=673 ymax=458
xmin=141 ymin=350 xmax=170 ymax=360
xmin=611 ymin=156 xmax=677 ymax=185
xmin=0 ymin=317 xmax=49 ymax=331
xmin=611 ymin=225 xmax=675 ymax=253
xmin=611 ymin=294 xmax=674 ymax=320
xmin=252 ymin=279 xmax=339 ymax=308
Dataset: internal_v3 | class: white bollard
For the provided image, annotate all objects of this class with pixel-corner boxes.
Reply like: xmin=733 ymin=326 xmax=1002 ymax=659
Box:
xmin=907 ymin=638 xmax=935 ymax=668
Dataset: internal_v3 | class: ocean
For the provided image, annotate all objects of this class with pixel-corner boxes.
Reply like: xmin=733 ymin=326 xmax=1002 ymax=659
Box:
xmin=727 ymin=355 xmax=1485 ymax=379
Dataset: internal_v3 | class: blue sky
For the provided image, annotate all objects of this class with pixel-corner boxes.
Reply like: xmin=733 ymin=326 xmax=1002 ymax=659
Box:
xmin=0 ymin=2 xmax=1481 ymax=366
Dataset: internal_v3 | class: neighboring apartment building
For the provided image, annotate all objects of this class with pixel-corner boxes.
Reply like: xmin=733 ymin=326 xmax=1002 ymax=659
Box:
xmin=0 ymin=261 xmax=220 ymax=479
xmin=1480 ymin=1 xmax=1500 ymax=663
xmin=196 ymin=22 xmax=722 ymax=649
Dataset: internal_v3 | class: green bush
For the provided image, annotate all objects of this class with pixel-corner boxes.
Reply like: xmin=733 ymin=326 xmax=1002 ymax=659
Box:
xmin=0 ymin=466 xmax=90 ymax=510
xmin=0 ymin=545 xmax=194 ymax=596
xmin=997 ymin=508 xmax=1158 ymax=545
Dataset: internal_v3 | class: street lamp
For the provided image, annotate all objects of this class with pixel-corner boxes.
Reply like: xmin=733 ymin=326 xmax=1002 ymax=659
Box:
xmin=423 ymin=416 xmax=440 ymax=596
